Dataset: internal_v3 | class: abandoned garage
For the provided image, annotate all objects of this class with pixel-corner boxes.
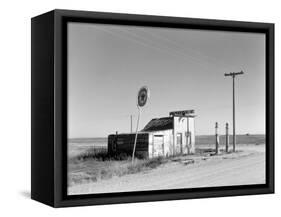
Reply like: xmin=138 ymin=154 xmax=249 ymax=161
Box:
xmin=108 ymin=110 xmax=196 ymax=158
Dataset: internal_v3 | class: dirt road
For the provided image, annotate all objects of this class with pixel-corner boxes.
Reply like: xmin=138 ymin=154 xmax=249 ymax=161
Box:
xmin=68 ymin=145 xmax=265 ymax=195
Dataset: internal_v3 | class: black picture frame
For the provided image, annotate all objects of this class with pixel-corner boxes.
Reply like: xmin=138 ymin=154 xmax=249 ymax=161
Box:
xmin=31 ymin=9 xmax=274 ymax=207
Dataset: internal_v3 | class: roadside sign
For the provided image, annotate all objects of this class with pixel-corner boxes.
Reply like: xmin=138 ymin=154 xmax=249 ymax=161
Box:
xmin=137 ymin=86 xmax=150 ymax=107
xmin=132 ymin=86 xmax=150 ymax=163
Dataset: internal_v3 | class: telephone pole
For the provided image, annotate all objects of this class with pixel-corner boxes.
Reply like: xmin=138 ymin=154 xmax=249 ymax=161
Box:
xmin=130 ymin=115 xmax=133 ymax=133
xmin=224 ymin=71 xmax=244 ymax=152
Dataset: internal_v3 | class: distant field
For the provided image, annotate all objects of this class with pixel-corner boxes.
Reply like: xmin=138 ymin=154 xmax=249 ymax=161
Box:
xmin=68 ymin=138 xmax=107 ymax=158
xmin=68 ymin=134 xmax=265 ymax=147
xmin=68 ymin=137 xmax=107 ymax=144
xmin=196 ymin=134 xmax=265 ymax=146
xmin=68 ymin=134 xmax=265 ymax=158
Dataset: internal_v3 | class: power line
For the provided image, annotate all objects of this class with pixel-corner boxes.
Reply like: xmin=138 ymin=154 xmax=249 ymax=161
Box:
xmin=137 ymin=28 xmax=230 ymax=71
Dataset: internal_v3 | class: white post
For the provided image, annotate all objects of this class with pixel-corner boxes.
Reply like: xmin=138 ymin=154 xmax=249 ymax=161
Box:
xmin=132 ymin=106 xmax=141 ymax=163
xmin=215 ymin=122 xmax=220 ymax=154
xmin=225 ymin=122 xmax=229 ymax=153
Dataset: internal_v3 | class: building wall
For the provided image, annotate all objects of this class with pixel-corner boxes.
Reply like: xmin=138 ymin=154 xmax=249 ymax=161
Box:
xmin=187 ymin=117 xmax=195 ymax=153
xmin=173 ymin=116 xmax=195 ymax=154
xmin=108 ymin=133 xmax=149 ymax=158
xmin=148 ymin=129 xmax=173 ymax=158
xmin=173 ymin=116 xmax=187 ymax=154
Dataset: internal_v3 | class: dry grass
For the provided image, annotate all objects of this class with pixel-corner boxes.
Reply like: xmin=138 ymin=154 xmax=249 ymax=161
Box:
xmin=68 ymin=138 xmax=265 ymax=187
xmin=68 ymin=148 xmax=167 ymax=187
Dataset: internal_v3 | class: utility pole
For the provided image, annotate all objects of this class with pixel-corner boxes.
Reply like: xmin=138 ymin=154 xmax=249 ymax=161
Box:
xmin=130 ymin=115 xmax=133 ymax=133
xmin=224 ymin=71 xmax=244 ymax=152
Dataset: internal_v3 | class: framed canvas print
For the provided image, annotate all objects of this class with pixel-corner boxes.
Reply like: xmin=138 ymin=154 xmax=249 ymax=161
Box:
xmin=31 ymin=9 xmax=274 ymax=207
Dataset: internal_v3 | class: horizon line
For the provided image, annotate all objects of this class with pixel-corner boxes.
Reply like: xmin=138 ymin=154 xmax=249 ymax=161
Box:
xmin=68 ymin=133 xmax=266 ymax=140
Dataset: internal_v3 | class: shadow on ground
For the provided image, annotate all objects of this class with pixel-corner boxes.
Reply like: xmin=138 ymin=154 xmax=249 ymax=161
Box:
xmin=19 ymin=191 xmax=31 ymax=199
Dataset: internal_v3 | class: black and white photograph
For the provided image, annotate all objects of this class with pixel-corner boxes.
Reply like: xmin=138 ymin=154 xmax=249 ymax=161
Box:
xmin=67 ymin=22 xmax=266 ymax=195
xmin=0 ymin=0 xmax=279 ymax=213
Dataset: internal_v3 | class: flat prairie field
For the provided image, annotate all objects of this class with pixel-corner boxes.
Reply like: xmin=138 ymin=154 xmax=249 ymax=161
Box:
xmin=67 ymin=135 xmax=265 ymax=195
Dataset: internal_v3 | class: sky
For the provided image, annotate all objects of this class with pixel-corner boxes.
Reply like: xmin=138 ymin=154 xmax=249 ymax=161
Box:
xmin=67 ymin=22 xmax=265 ymax=138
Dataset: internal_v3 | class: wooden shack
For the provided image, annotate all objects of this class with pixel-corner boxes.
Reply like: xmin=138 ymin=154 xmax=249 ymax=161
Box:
xmin=108 ymin=110 xmax=196 ymax=158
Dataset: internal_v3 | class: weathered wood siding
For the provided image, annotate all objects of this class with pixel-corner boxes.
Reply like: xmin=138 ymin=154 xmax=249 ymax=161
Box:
xmin=108 ymin=133 xmax=149 ymax=158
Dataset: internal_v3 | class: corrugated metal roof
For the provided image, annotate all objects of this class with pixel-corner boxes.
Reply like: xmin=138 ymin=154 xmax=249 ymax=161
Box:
xmin=142 ymin=117 xmax=173 ymax=132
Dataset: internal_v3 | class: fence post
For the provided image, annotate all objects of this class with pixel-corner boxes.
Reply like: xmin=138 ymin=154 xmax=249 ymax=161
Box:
xmin=215 ymin=122 xmax=220 ymax=154
xmin=225 ymin=123 xmax=229 ymax=153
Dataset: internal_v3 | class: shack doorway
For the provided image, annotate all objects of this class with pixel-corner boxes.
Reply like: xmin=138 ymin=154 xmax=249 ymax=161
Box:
xmin=153 ymin=135 xmax=164 ymax=157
